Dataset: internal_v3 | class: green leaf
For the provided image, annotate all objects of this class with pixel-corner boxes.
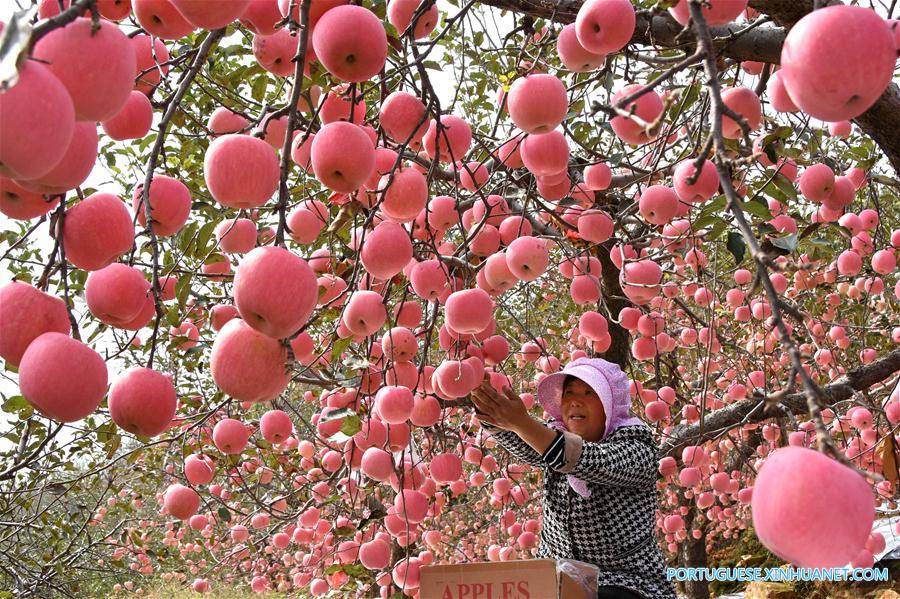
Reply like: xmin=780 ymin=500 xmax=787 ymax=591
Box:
xmin=251 ymin=75 xmax=268 ymax=102
xmin=770 ymin=233 xmax=798 ymax=253
xmin=218 ymin=506 xmax=232 ymax=523
xmin=321 ymin=407 xmax=356 ymax=423
xmin=330 ymin=337 xmax=352 ymax=363
xmin=771 ymin=173 xmax=797 ymax=201
xmin=105 ymin=433 xmax=121 ymax=460
xmin=2 ymin=395 xmax=27 ymax=413
xmin=726 ymin=232 xmax=746 ymax=264
xmin=741 ymin=198 xmax=773 ymax=220
xmin=339 ymin=414 xmax=362 ymax=437
xmin=176 ymin=274 xmax=192 ymax=306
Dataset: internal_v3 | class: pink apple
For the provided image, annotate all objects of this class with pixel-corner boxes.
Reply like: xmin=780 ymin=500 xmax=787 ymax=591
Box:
xmin=240 ymin=0 xmax=282 ymax=35
xmin=610 ymin=84 xmax=663 ymax=145
xmin=673 ymin=160 xmax=719 ymax=203
xmin=0 ymin=75 xmax=70 ymax=203
xmin=108 ymin=367 xmax=177 ymax=437
xmin=557 ymin=23 xmax=606 ymax=72
xmin=721 ymin=87 xmax=762 ymax=139
xmin=132 ymin=34 xmax=171 ymax=94
xmin=131 ymin=175 xmax=191 ymax=237
xmin=342 ymin=291 xmax=387 ymax=337
xmin=213 ymin=418 xmax=252 ymax=454
xmin=376 ymin=385 xmax=415 ymax=424
xmin=575 ymin=0 xmax=635 ymax=55
xmin=252 ymin=29 xmax=300 ymax=77
xmin=0 ymin=177 xmax=59 ymax=220
xmin=752 ymin=446 xmax=874 ymax=567
xmin=520 ymin=130 xmax=569 ymax=176
xmin=387 ymin=0 xmax=439 ymax=39
xmin=260 ymin=410 xmax=293 ymax=444
xmin=506 ymin=236 xmax=549 ymax=281
xmin=445 ymin=288 xmax=494 ymax=334
xmin=312 ymin=5 xmax=387 ymax=82
xmin=379 ymin=91 xmax=428 ymax=144
xmin=17 ymin=121 xmax=97 ymax=195
xmin=310 ymin=122 xmax=375 ymax=193
xmin=170 ymin=0 xmax=251 ymax=29
xmin=669 ymin=0 xmax=748 ymax=27
xmin=769 ymin=70 xmax=798 ymax=113
xmin=85 ymin=264 xmax=151 ymax=327
xmin=215 ymin=218 xmax=258 ymax=254
xmin=210 ymin=319 xmax=291 ymax=402
xmin=423 ymin=115 xmax=473 ymax=163
xmin=361 ymin=220 xmax=413 ymax=280
xmin=19 ymin=333 xmax=108 ymax=422
xmin=233 ymin=246 xmax=318 ymax=339
xmin=133 ymin=0 xmax=196 ymax=40
xmin=102 ymin=91 xmax=154 ymax=141
xmin=164 ymin=483 xmax=200 ymax=520
xmin=506 ymin=74 xmax=569 ymax=134
xmin=0 ymin=282 xmax=70 ymax=367
xmin=63 ymin=193 xmax=135 ymax=272
xmin=379 ymin=167 xmax=428 ymax=223
xmin=32 ymin=17 xmax=136 ymax=122
xmin=184 ymin=454 xmax=216 ymax=485
xmin=798 ymin=164 xmax=835 ymax=203
xmin=780 ymin=6 xmax=895 ymax=121
xmin=204 ymin=134 xmax=280 ymax=209
xmin=639 ymin=185 xmax=679 ymax=225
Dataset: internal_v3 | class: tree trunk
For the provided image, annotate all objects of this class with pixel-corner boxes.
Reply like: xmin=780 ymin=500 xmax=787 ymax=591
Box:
xmin=678 ymin=506 xmax=711 ymax=599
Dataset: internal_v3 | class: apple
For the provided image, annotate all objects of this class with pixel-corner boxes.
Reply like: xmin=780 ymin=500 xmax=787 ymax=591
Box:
xmin=32 ymin=18 xmax=136 ymax=122
xmin=133 ymin=0 xmax=196 ymax=40
xmin=556 ymin=23 xmax=606 ymax=72
xmin=132 ymin=34 xmax=171 ymax=94
xmin=163 ymin=483 xmax=200 ymax=520
xmin=752 ymin=446 xmax=874 ymax=567
xmin=210 ymin=318 xmax=291 ymax=402
xmin=423 ymin=115 xmax=473 ymax=164
xmin=0 ymin=282 xmax=70 ymax=367
xmin=0 ymin=177 xmax=59 ymax=220
xmin=0 ymin=61 xmax=75 ymax=181
xmin=311 ymin=122 xmax=375 ymax=193
xmin=506 ymin=74 xmax=569 ymax=135
xmin=131 ymin=175 xmax=191 ymax=236
xmin=204 ymin=134 xmax=280 ymax=209
xmin=102 ymin=91 xmax=154 ymax=141
xmin=575 ymin=0 xmax=635 ymax=54
xmin=233 ymin=246 xmax=317 ymax=339
xmin=108 ymin=367 xmax=177 ymax=437
xmin=312 ymin=5 xmax=387 ymax=83
xmin=170 ymin=0 xmax=251 ymax=29
xmin=387 ymin=0 xmax=439 ymax=39
xmin=19 ymin=332 xmax=108 ymax=422
xmin=780 ymin=6 xmax=895 ymax=121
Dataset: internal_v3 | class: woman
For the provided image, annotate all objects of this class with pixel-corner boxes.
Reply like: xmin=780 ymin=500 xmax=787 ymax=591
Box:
xmin=471 ymin=357 xmax=678 ymax=599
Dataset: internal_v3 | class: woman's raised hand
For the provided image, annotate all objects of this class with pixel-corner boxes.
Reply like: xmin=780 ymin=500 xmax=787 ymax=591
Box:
xmin=470 ymin=372 xmax=530 ymax=431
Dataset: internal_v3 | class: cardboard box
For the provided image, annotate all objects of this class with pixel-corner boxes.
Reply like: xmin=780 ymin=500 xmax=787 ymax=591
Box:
xmin=419 ymin=558 xmax=599 ymax=599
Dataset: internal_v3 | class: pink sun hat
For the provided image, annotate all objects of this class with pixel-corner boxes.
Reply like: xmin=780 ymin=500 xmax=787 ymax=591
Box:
xmin=536 ymin=356 xmax=646 ymax=441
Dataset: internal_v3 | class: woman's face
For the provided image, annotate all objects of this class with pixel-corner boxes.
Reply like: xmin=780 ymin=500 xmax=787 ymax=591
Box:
xmin=561 ymin=377 xmax=607 ymax=442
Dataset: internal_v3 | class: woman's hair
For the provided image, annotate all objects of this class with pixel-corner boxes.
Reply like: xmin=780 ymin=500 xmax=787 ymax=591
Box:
xmin=562 ymin=374 xmax=578 ymax=390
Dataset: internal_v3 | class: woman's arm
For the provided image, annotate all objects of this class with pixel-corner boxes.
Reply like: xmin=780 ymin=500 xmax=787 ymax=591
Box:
xmin=479 ymin=421 xmax=547 ymax=467
xmin=545 ymin=427 xmax=658 ymax=488
xmin=471 ymin=373 xmax=559 ymax=464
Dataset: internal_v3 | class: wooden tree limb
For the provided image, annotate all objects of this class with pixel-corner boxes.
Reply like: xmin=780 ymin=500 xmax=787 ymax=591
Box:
xmin=659 ymin=348 xmax=900 ymax=459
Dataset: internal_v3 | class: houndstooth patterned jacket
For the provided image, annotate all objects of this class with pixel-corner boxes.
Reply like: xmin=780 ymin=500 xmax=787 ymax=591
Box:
xmin=483 ymin=422 xmax=679 ymax=599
